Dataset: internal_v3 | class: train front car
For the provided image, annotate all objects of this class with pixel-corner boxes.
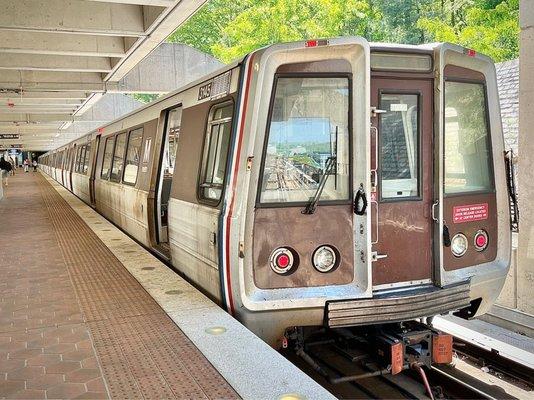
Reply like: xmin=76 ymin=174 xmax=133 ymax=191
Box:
xmin=224 ymin=38 xmax=511 ymax=360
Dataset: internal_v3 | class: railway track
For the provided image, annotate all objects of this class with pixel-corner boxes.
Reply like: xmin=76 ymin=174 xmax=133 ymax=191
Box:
xmin=282 ymin=327 xmax=533 ymax=400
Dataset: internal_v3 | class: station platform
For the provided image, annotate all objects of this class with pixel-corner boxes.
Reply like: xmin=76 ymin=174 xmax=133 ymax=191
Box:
xmin=0 ymin=172 xmax=334 ymax=400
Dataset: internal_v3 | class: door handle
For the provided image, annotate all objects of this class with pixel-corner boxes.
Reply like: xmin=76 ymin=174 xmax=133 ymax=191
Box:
xmin=371 ymin=251 xmax=388 ymax=262
xmin=354 ymin=185 xmax=367 ymax=215
xmin=431 ymin=200 xmax=439 ymax=222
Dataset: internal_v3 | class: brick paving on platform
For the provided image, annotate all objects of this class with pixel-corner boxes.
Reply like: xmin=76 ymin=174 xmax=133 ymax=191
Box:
xmin=0 ymin=172 xmax=239 ymax=399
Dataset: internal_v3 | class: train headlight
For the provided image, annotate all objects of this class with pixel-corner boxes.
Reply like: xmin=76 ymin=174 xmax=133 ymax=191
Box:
xmin=451 ymin=233 xmax=468 ymax=257
xmin=312 ymin=246 xmax=337 ymax=272
xmin=270 ymin=247 xmax=295 ymax=274
xmin=474 ymin=230 xmax=488 ymax=251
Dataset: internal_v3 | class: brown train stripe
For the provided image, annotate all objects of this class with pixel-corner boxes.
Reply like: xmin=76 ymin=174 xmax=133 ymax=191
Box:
xmin=36 ymin=174 xmax=239 ymax=400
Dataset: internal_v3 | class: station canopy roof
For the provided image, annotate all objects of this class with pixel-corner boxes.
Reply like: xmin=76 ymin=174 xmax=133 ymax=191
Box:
xmin=0 ymin=0 xmax=206 ymax=151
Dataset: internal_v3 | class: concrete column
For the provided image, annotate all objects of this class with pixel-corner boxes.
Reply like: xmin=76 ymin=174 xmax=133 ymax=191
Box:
xmin=517 ymin=1 xmax=534 ymax=315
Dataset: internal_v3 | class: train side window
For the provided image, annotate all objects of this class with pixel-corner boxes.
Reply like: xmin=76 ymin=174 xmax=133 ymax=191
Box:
xmin=83 ymin=142 xmax=91 ymax=174
xmin=379 ymin=93 xmax=420 ymax=199
xmin=65 ymin=149 xmax=71 ymax=171
xmin=444 ymin=81 xmax=493 ymax=194
xmin=199 ymin=102 xmax=234 ymax=203
xmin=123 ymin=128 xmax=143 ymax=185
xmin=77 ymin=146 xmax=85 ymax=173
xmin=75 ymin=146 xmax=82 ymax=173
xmin=71 ymin=147 xmax=76 ymax=171
xmin=101 ymin=137 xmax=115 ymax=180
xmin=110 ymin=132 xmax=127 ymax=182
xmin=164 ymin=107 xmax=182 ymax=176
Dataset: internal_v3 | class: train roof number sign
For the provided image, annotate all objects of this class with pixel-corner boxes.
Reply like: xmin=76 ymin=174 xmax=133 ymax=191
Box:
xmin=198 ymin=82 xmax=212 ymax=100
xmin=198 ymin=71 xmax=231 ymax=101
xmin=0 ymin=134 xmax=20 ymax=139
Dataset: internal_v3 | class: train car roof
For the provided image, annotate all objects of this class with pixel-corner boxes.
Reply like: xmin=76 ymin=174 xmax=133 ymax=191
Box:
xmin=370 ymin=41 xmax=437 ymax=54
xmin=45 ymin=39 xmax=491 ymax=155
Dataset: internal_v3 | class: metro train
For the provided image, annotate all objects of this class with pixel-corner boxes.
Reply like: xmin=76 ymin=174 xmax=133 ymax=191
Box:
xmin=40 ymin=38 xmax=512 ymax=360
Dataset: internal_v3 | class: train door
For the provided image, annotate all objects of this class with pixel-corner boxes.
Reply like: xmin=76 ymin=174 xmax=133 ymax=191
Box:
xmin=371 ymin=78 xmax=434 ymax=288
xmin=155 ymin=106 xmax=182 ymax=251
xmin=69 ymin=145 xmax=76 ymax=190
xmin=89 ymin=136 xmax=100 ymax=207
xmin=60 ymin=150 xmax=66 ymax=186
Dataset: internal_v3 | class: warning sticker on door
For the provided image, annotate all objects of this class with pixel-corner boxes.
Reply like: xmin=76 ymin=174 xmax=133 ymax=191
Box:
xmin=453 ymin=203 xmax=489 ymax=223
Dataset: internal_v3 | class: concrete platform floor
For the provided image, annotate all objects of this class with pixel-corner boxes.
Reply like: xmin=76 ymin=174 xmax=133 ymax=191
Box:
xmin=0 ymin=172 xmax=238 ymax=399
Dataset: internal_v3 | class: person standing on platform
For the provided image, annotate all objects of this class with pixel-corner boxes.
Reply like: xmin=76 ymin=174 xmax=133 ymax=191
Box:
xmin=0 ymin=157 xmax=12 ymax=186
xmin=9 ymin=157 xmax=15 ymax=176
xmin=32 ymin=159 xmax=37 ymax=172
xmin=23 ymin=158 xmax=29 ymax=173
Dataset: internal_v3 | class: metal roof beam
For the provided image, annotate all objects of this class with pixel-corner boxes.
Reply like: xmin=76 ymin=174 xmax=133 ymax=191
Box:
xmin=0 ymin=92 xmax=89 ymax=100
xmin=0 ymin=113 xmax=109 ymax=123
xmin=0 ymin=31 xmax=126 ymax=58
xmin=105 ymin=0 xmax=207 ymax=81
xmin=0 ymin=71 xmax=119 ymax=93
xmin=0 ymin=54 xmax=112 ymax=73
xmin=0 ymin=0 xmax=156 ymax=36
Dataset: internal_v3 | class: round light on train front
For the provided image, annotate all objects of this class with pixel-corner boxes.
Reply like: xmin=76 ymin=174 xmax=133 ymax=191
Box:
xmin=312 ymin=246 xmax=338 ymax=273
xmin=451 ymin=233 xmax=468 ymax=257
xmin=474 ymin=230 xmax=489 ymax=251
xmin=270 ymin=247 xmax=295 ymax=274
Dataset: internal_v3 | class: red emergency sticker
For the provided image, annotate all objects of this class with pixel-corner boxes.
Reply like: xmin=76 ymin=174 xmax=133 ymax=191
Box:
xmin=453 ymin=203 xmax=488 ymax=223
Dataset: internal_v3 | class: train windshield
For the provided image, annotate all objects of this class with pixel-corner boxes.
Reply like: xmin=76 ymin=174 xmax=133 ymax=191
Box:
xmin=259 ymin=76 xmax=350 ymax=204
xmin=444 ymin=81 xmax=493 ymax=194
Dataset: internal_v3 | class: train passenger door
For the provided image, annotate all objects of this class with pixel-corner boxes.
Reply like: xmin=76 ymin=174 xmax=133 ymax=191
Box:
xmin=155 ymin=106 xmax=182 ymax=250
xmin=371 ymin=79 xmax=434 ymax=288
xmin=89 ymin=136 xmax=100 ymax=207
xmin=69 ymin=145 xmax=76 ymax=190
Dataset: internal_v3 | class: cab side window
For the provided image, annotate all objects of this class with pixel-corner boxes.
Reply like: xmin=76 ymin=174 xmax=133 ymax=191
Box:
xmin=198 ymin=102 xmax=234 ymax=203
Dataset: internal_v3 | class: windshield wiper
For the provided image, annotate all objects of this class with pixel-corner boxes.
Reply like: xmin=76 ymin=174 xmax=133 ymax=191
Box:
xmin=302 ymin=156 xmax=336 ymax=215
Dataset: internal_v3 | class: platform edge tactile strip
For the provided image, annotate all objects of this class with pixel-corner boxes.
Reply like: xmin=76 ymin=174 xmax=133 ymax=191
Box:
xmin=36 ymin=174 xmax=239 ymax=400
xmin=41 ymin=172 xmax=337 ymax=400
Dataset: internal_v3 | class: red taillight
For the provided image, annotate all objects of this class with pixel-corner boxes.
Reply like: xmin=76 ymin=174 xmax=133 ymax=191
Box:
xmin=270 ymin=248 xmax=296 ymax=274
xmin=276 ymin=254 xmax=290 ymax=269
xmin=474 ymin=230 xmax=488 ymax=251
xmin=305 ymin=39 xmax=328 ymax=48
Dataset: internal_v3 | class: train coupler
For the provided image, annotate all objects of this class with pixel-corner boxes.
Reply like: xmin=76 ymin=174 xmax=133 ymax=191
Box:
xmin=374 ymin=321 xmax=453 ymax=375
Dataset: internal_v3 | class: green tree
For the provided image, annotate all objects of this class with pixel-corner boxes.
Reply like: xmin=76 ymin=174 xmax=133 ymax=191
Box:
xmin=130 ymin=93 xmax=160 ymax=104
xmin=169 ymin=0 xmax=519 ymax=63
xmin=370 ymin=0 xmax=435 ymax=44
xmin=167 ymin=0 xmax=254 ymax=56
xmin=171 ymin=0 xmax=377 ymax=63
xmin=211 ymin=0 xmax=377 ymax=62
xmin=417 ymin=0 xmax=519 ymax=61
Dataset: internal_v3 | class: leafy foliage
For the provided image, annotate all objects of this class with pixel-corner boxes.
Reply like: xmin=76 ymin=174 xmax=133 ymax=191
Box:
xmin=417 ymin=0 xmax=519 ymax=62
xmin=168 ymin=0 xmax=518 ymax=63
xmin=130 ymin=93 xmax=160 ymax=104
